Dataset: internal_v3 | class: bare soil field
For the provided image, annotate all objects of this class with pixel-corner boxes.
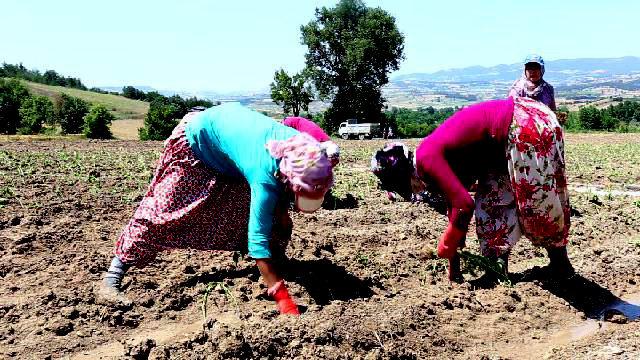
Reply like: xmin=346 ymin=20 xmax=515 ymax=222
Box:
xmin=1 ymin=134 xmax=639 ymax=359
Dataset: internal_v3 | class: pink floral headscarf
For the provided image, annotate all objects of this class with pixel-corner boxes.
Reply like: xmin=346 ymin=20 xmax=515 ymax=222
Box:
xmin=266 ymin=133 xmax=334 ymax=194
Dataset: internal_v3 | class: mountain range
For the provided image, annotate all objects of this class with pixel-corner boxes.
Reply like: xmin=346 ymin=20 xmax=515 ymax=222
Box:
xmin=393 ymin=56 xmax=640 ymax=83
xmin=100 ymin=56 xmax=640 ymax=111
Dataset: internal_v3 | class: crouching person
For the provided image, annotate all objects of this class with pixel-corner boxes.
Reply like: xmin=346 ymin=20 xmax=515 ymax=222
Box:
xmin=371 ymin=97 xmax=574 ymax=283
xmin=100 ymin=103 xmax=334 ymax=315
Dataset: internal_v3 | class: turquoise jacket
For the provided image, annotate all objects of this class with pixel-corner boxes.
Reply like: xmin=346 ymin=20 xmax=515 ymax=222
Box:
xmin=185 ymin=103 xmax=298 ymax=259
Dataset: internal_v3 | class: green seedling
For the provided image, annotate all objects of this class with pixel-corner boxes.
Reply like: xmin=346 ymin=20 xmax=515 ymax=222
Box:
xmin=356 ymin=252 xmax=370 ymax=266
xmin=201 ymin=281 xmax=238 ymax=323
xmin=459 ymin=250 xmax=512 ymax=286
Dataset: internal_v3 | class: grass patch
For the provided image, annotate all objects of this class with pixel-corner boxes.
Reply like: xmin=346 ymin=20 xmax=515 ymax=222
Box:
xmin=22 ymin=80 xmax=149 ymax=120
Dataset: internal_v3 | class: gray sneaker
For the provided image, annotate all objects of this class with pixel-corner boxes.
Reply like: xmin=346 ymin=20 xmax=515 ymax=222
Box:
xmin=96 ymin=277 xmax=132 ymax=306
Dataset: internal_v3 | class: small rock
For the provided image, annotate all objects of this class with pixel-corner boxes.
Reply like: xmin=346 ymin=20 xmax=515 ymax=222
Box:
xmin=418 ymin=245 xmax=436 ymax=260
xmin=62 ymin=307 xmax=80 ymax=320
xmin=605 ymin=313 xmax=628 ymax=324
xmin=76 ymin=330 xmax=88 ymax=338
xmin=125 ymin=338 xmax=156 ymax=359
xmin=46 ymin=319 xmax=74 ymax=336
xmin=364 ymin=348 xmax=382 ymax=360
xmin=601 ymin=345 xmax=624 ymax=355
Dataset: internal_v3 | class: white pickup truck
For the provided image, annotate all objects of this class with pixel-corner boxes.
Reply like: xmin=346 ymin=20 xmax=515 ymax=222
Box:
xmin=338 ymin=120 xmax=381 ymax=140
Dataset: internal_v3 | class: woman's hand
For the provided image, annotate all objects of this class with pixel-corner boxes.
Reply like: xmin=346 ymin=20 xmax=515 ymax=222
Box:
xmin=256 ymin=259 xmax=300 ymax=315
xmin=268 ymin=280 xmax=300 ymax=315
xmin=437 ymin=224 xmax=466 ymax=259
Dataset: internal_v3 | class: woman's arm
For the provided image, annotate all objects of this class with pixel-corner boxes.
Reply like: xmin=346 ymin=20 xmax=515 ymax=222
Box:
xmin=256 ymin=259 xmax=281 ymax=287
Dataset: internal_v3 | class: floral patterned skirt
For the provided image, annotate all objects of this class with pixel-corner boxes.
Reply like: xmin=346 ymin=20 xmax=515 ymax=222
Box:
xmin=114 ymin=121 xmax=291 ymax=267
xmin=475 ymin=97 xmax=570 ymax=257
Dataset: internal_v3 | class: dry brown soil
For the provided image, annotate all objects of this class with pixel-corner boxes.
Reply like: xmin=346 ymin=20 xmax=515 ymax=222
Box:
xmin=1 ymin=135 xmax=639 ymax=359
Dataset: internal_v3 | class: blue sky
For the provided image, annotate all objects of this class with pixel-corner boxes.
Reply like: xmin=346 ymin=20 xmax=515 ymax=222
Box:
xmin=1 ymin=0 xmax=638 ymax=92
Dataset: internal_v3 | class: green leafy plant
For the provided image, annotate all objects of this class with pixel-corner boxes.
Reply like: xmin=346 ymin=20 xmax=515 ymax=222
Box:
xmin=459 ymin=250 xmax=511 ymax=286
xmin=356 ymin=252 xmax=370 ymax=266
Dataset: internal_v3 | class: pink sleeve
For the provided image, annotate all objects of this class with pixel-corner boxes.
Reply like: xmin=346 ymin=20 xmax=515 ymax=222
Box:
xmin=284 ymin=117 xmax=330 ymax=142
xmin=282 ymin=117 xmax=298 ymax=128
xmin=415 ymin=145 xmax=474 ymax=231
xmin=413 ymin=99 xmax=513 ymax=231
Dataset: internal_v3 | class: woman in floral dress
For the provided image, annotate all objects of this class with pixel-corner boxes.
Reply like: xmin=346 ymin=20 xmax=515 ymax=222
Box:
xmin=100 ymin=103 xmax=334 ymax=315
xmin=370 ymin=96 xmax=573 ymax=282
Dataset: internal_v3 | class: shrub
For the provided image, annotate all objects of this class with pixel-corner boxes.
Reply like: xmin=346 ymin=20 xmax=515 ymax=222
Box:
xmin=138 ymin=100 xmax=182 ymax=141
xmin=578 ymin=106 xmax=603 ymax=130
xmin=18 ymin=95 xmax=54 ymax=134
xmin=0 ymin=78 xmax=30 ymax=134
xmin=56 ymin=93 xmax=90 ymax=134
xmin=83 ymin=105 xmax=114 ymax=139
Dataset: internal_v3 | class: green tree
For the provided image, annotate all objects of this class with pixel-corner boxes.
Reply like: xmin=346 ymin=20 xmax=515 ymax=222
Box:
xmin=55 ymin=93 xmax=90 ymax=134
xmin=166 ymin=95 xmax=188 ymax=116
xmin=122 ymin=86 xmax=146 ymax=100
xmin=144 ymin=91 xmax=166 ymax=103
xmin=601 ymin=112 xmax=619 ymax=131
xmin=18 ymin=95 xmax=54 ymax=134
xmin=270 ymin=69 xmax=314 ymax=116
xmin=578 ymin=106 xmax=603 ymax=130
xmin=83 ymin=105 xmax=114 ymax=139
xmin=385 ymin=106 xmax=455 ymax=138
xmin=138 ymin=100 xmax=183 ymax=140
xmin=606 ymin=100 xmax=640 ymax=126
xmin=301 ymin=0 xmax=404 ymax=133
xmin=564 ymin=111 xmax=582 ymax=131
xmin=0 ymin=78 xmax=30 ymax=134
xmin=185 ymin=96 xmax=216 ymax=109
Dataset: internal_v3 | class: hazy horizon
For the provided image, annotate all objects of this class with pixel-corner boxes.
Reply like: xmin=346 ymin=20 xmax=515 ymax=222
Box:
xmin=2 ymin=0 xmax=639 ymax=93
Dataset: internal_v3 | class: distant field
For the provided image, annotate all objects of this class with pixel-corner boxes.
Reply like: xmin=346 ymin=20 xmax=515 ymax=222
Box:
xmin=111 ymin=119 xmax=143 ymax=140
xmin=21 ymin=80 xmax=149 ymax=120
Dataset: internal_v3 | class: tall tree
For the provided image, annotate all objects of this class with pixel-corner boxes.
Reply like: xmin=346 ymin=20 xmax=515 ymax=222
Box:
xmin=122 ymin=86 xmax=146 ymax=100
xmin=138 ymin=99 xmax=183 ymax=141
xmin=301 ymin=0 xmax=404 ymax=132
xmin=0 ymin=78 xmax=30 ymax=134
xmin=270 ymin=69 xmax=314 ymax=116
xmin=578 ymin=106 xmax=603 ymax=130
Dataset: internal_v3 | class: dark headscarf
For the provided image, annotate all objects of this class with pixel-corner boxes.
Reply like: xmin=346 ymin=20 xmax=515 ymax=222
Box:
xmin=370 ymin=142 xmax=415 ymax=201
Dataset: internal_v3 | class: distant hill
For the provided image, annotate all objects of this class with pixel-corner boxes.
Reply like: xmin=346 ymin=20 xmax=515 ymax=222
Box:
xmin=393 ymin=56 xmax=640 ymax=83
xmin=91 ymin=56 xmax=640 ymax=113
xmin=23 ymin=80 xmax=149 ymax=120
